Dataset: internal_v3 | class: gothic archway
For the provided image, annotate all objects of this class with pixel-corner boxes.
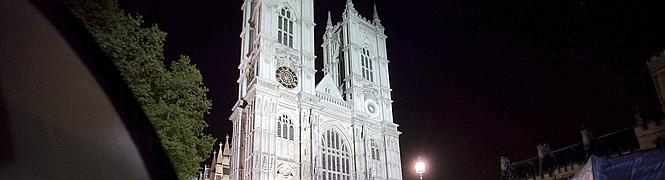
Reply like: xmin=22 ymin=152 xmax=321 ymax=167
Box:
xmin=320 ymin=128 xmax=352 ymax=180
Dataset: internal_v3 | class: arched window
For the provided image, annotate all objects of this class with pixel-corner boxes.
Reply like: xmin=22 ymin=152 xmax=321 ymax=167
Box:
xmin=370 ymin=139 xmax=380 ymax=161
xmin=277 ymin=114 xmax=294 ymax=140
xmin=361 ymin=48 xmax=373 ymax=82
xmin=321 ymin=129 xmax=352 ymax=180
xmin=278 ymin=7 xmax=294 ymax=48
xmin=289 ymin=124 xmax=294 ymax=140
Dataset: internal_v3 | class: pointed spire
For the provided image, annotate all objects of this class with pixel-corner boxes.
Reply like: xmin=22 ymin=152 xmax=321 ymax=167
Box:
xmin=222 ymin=135 xmax=230 ymax=156
xmin=218 ymin=141 xmax=223 ymax=153
xmin=326 ymin=11 xmax=333 ymax=28
xmin=373 ymin=3 xmax=382 ymax=26
xmin=373 ymin=3 xmax=380 ymax=21
xmin=210 ymin=143 xmax=220 ymax=169
xmin=213 ymin=142 xmax=223 ymax=165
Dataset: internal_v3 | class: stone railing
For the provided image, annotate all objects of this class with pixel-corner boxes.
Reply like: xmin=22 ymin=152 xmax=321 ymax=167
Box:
xmin=316 ymin=93 xmax=351 ymax=109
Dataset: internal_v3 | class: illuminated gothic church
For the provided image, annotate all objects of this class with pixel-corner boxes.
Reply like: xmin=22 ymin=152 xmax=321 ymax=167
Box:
xmin=223 ymin=0 xmax=403 ymax=179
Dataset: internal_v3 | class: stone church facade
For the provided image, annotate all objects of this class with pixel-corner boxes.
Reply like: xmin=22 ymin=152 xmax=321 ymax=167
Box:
xmin=227 ymin=0 xmax=403 ymax=179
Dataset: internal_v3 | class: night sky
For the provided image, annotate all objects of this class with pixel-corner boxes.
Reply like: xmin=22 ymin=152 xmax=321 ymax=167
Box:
xmin=121 ymin=0 xmax=665 ymax=179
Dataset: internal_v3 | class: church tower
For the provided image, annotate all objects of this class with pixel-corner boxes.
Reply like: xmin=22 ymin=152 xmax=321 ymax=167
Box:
xmin=322 ymin=1 xmax=392 ymax=115
xmin=320 ymin=1 xmax=402 ymax=179
xmin=231 ymin=0 xmax=317 ymax=179
xmin=229 ymin=0 xmax=403 ymax=179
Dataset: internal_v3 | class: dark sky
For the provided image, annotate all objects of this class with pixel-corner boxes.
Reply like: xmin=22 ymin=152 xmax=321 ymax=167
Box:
xmin=122 ymin=0 xmax=665 ymax=179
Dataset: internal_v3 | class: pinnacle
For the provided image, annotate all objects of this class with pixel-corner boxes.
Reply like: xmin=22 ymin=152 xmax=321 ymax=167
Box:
xmin=345 ymin=0 xmax=356 ymax=13
xmin=373 ymin=3 xmax=381 ymax=22
xmin=327 ymin=10 xmax=333 ymax=27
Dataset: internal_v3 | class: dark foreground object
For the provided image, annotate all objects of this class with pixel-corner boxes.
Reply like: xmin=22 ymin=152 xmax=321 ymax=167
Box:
xmin=0 ymin=1 xmax=177 ymax=179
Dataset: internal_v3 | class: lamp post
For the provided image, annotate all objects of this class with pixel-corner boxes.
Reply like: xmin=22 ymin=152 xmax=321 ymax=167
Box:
xmin=415 ymin=156 xmax=426 ymax=180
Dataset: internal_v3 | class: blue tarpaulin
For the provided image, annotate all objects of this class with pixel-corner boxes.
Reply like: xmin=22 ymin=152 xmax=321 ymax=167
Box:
xmin=592 ymin=149 xmax=665 ymax=180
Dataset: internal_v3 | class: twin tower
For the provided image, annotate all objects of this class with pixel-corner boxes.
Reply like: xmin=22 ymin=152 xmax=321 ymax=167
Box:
xmin=229 ymin=0 xmax=403 ymax=179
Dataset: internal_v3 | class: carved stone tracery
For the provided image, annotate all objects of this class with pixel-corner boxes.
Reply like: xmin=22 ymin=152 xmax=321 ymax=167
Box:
xmin=363 ymin=84 xmax=380 ymax=101
xmin=275 ymin=48 xmax=300 ymax=69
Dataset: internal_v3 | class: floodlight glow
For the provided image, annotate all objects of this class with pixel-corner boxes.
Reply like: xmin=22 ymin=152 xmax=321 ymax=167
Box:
xmin=415 ymin=161 xmax=426 ymax=174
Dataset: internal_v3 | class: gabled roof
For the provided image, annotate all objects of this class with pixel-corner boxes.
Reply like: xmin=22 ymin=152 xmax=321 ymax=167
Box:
xmin=315 ymin=74 xmax=344 ymax=99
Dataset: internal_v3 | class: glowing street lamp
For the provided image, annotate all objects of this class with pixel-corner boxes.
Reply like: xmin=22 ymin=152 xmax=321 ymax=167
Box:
xmin=415 ymin=156 xmax=426 ymax=180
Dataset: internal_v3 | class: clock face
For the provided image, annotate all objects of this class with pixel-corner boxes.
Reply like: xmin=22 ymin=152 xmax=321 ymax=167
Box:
xmin=367 ymin=104 xmax=377 ymax=114
xmin=276 ymin=66 xmax=298 ymax=89
xmin=365 ymin=100 xmax=379 ymax=117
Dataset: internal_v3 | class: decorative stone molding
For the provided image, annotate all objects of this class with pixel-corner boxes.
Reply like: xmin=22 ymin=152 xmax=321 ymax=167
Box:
xmin=363 ymin=84 xmax=380 ymax=101
xmin=275 ymin=47 xmax=300 ymax=69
